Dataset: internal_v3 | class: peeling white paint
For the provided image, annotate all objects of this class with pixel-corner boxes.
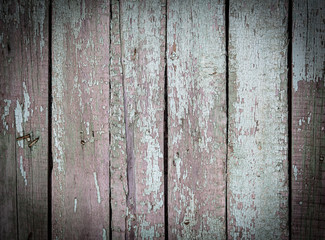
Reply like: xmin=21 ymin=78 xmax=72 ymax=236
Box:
xmin=40 ymin=106 xmax=43 ymax=112
xmin=228 ymin=1 xmax=288 ymax=239
xmin=174 ymin=154 xmax=181 ymax=180
xmin=2 ymin=99 xmax=11 ymax=131
xmin=102 ymin=228 xmax=107 ymax=240
xmin=23 ymin=82 xmax=31 ymax=122
xmin=93 ymin=172 xmax=101 ymax=204
xmin=293 ymin=165 xmax=298 ymax=181
xmin=292 ymin=0 xmax=324 ymax=92
xmin=14 ymin=100 xmax=24 ymax=148
xmin=86 ymin=122 xmax=90 ymax=135
xmin=167 ymin=1 xmax=227 ymax=238
xmin=19 ymin=156 xmax=27 ymax=186
xmin=32 ymin=0 xmax=46 ymax=59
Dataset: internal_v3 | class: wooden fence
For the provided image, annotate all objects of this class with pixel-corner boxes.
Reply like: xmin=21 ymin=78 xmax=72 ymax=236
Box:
xmin=0 ymin=0 xmax=324 ymax=239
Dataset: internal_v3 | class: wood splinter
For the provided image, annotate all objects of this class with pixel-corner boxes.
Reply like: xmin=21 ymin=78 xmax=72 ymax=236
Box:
xmin=28 ymin=137 xmax=39 ymax=148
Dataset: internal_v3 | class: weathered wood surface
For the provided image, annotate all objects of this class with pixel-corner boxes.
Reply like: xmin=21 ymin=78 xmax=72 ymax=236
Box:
xmin=109 ymin=0 xmax=127 ymax=239
xmin=167 ymin=0 xmax=227 ymax=238
xmin=110 ymin=0 xmax=166 ymax=238
xmin=52 ymin=0 xmax=110 ymax=239
xmin=227 ymin=0 xmax=289 ymax=239
xmin=0 ymin=0 xmax=49 ymax=239
xmin=292 ymin=0 xmax=325 ymax=239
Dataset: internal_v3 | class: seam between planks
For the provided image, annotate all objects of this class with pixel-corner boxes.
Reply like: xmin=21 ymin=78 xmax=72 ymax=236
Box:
xmin=48 ymin=1 xmax=53 ymax=239
xmin=163 ymin=0 xmax=168 ymax=239
xmin=118 ymin=1 xmax=136 ymax=239
xmin=109 ymin=1 xmax=113 ymax=239
xmin=288 ymin=0 xmax=293 ymax=239
xmin=225 ymin=0 xmax=229 ymax=239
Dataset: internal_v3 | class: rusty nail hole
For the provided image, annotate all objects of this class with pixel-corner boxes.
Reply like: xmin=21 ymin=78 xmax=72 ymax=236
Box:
xmin=184 ymin=219 xmax=190 ymax=225
xmin=81 ymin=140 xmax=86 ymax=145
xmin=28 ymin=137 xmax=39 ymax=148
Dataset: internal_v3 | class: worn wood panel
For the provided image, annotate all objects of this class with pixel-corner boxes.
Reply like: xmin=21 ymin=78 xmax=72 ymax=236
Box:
xmin=292 ymin=0 xmax=325 ymax=239
xmin=110 ymin=0 xmax=166 ymax=238
xmin=167 ymin=1 xmax=227 ymax=238
xmin=0 ymin=0 xmax=49 ymax=239
xmin=109 ymin=0 xmax=127 ymax=238
xmin=227 ymin=0 xmax=289 ymax=239
xmin=52 ymin=0 xmax=110 ymax=239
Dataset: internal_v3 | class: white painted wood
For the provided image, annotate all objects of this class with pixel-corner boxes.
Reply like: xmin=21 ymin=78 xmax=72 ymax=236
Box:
xmin=228 ymin=0 xmax=289 ymax=239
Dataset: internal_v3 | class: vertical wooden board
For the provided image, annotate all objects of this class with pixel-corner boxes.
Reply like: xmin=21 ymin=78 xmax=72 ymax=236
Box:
xmin=292 ymin=0 xmax=325 ymax=238
xmin=0 ymin=0 xmax=49 ymax=239
xmin=111 ymin=0 xmax=166 ymax=238
xmin=167 ymin=0 xmax=227 ymax=238
xmin=228 ymin=0 xmax=289 ymax=239
xmin=109 ymin=0 xmax=128 ymax=238
xmin=52 ymin=0 xmax=110 ymax=239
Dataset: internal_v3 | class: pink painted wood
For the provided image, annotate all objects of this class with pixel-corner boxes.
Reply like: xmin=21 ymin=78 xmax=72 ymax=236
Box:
xmin=0 ymin=0 xmax=49 ymax=239
xmin=110 ymin=0 xmax=166 ymax=238
xmin=167 ymin=0 xmax=227 ymax=238
xmin=52 ymin=0 xmax=111 ymax=239
xmin=227 ymin=0 xmax=289 ymax=239
xmin=292 ymin=0 xmax=325 ymax=238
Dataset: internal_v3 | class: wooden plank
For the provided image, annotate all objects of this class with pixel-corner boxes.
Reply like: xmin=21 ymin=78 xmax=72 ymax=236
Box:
xmin=109 ymin=0 xmax=127 ymax=238
xmin=227 ymin=0 xmax=289 ymax=239
xmin=0 ymin=0 xmax=49 ymax=239
xmin=52 ymin=1 xmax=111 ymax=239
xmin=292 ymin=0 xmax=325 ymax=238
xmin=167 ymin=0 xmax=227 ymax=238
xmin=0 ymin=0 xmax=48 ymax=239
xmin=110 ymin=0 xmax=166 ymax=238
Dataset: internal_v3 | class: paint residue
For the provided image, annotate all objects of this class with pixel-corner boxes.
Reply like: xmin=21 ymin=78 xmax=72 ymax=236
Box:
xmin=20 ymin=156 xmax=27 ymax=185
xmin=2 ymin=99 xmax=11 ymax=131
xmin=93 ymin=172 xmax=101 ymax=204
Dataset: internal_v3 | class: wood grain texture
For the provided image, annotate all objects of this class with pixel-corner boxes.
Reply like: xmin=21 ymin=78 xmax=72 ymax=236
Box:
xmin=227 ymin=0 xmax=289 ymax=239
xmin=52 ymin=0 xmax=110 ymax=239
xmin=167 ymin=1 xmax=227 ymax=239
xmin=292 ymin=0 xmax=325 ymax=239
xmin=110 ymin=0 xmax=166 ymax=238
xmin=0 ymin=0 xmax=49 ymax=239
xmin=109 ymin=0 xmax=128 ymax=238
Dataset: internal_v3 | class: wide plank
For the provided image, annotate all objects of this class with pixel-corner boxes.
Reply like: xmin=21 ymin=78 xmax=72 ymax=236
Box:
xmin=52 ymin=0 xmax=110 ymax=239
xmin=0 ymin=0 xmax=49 ymax=239
xmin=167 ymin=0 xmax=227 ymax=238
xmin=227 ymin=0 xmax=289 ymax=239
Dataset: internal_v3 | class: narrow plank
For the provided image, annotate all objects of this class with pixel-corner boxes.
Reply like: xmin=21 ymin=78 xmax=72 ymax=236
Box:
xmin=292 ymin=0 xmax=325 ymax=239
xmin=52 ymin=1 xmax=110 ymax=239
xmin=167 ymin=1 xmax=227 ymax=238
xmin=109 ymin=0 xmax=128 ymax=238
xmin=0 ymin=0 xmax=49 ymax=239
xmin=227 ymin=0 xmax=289 ymax=239
xmin=110 ymin=0 xmax=166 ymax=238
